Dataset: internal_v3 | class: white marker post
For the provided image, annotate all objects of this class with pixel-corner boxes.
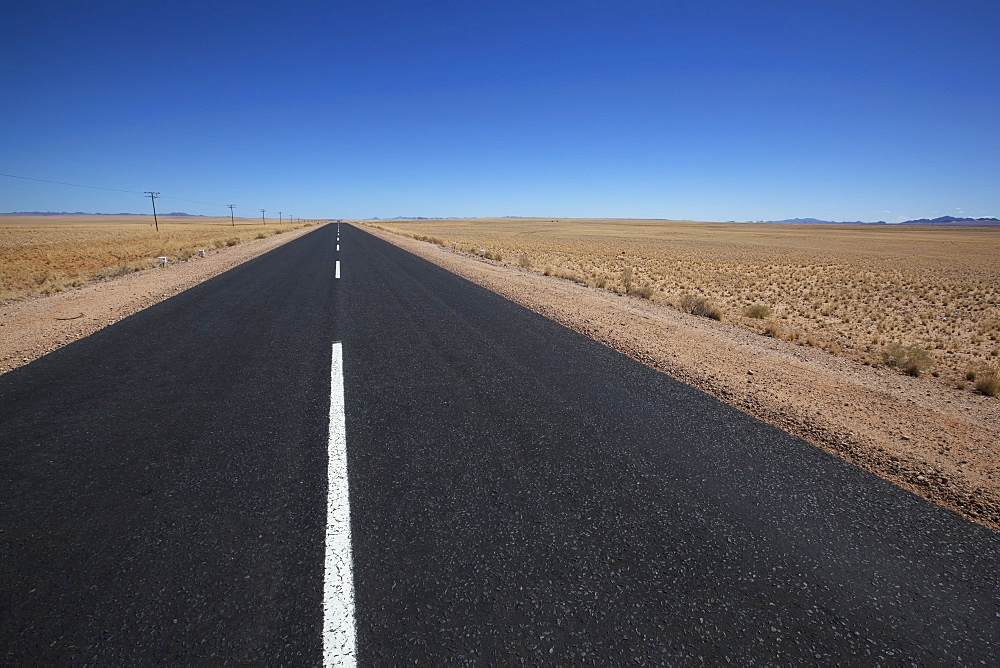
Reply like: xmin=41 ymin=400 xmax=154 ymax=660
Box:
xmin=324 ymin=342 xmax=356 ymax=666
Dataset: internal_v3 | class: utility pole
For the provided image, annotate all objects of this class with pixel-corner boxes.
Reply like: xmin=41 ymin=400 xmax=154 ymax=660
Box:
xmin=144 ymin=191 xmax=161 ymax=232
xmin=278 ymin=211 xmax=282 ymax=225
xmin=228 ymin=204 xmax=235 ymax=227
xmin=260 ymin=209 xmax=266 ymax=225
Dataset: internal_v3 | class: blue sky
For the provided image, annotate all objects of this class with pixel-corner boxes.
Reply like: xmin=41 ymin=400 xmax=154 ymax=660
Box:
xmin=1 ymin=0 xmax=998 ymax=221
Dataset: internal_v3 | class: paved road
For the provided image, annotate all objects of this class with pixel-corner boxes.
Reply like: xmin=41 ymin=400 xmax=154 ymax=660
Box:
xmin=2 ymin=223 xmax=999 ymax=664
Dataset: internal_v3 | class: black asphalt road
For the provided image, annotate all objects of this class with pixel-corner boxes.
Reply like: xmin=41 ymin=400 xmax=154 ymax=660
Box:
xmin=2 ymin=223 xmax=999 ymax=664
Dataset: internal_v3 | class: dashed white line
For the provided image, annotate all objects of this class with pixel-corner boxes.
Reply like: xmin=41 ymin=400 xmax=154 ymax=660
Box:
xmin=335 ymin=261 xmax=341 ymax=279
xmin=324 ymin=342 xmax=356 ymax=666
xmin=337 ymin=244 xmax=340 ymax=251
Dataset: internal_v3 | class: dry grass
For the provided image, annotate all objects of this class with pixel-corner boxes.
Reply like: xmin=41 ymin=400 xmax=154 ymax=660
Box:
xmin=0 ymin=215 xmax=317 ymax=302
xmin=975 ymin=366 xmax=1000 ymax=397
xmin=679 ymin=294 xmax=722 ymax=320
xmin=360 ymin=217 xmax=1000 ymax=393
xmin=882 ymin=342 xmax=933 ymax=377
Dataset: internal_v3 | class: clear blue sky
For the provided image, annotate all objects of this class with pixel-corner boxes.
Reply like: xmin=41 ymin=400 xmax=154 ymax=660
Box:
xmin=2 ymin=0 xmax=998 ymax=221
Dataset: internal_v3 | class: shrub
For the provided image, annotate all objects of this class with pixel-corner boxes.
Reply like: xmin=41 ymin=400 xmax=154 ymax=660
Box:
xmin=762 ymin=320 xmax=784 ymax=338
xmin=745 ymin=303 xmax=771 ymax=319
xmin=882 ymin=342 xmax=933 ymax=377
xmin=680 ymin=294 xmax=723 ymax=321
xmin=518 ymin=253 xmax=531 ymax=269
xmin=623 ymin=266 xmax=633 ymax=294
xmin=226 ymin=238 xmax=239 ymax=246
xmin=974 ymin=366 xmax=999 ymax=397
xmin=628 ymin=283 xmax=654 ymax=299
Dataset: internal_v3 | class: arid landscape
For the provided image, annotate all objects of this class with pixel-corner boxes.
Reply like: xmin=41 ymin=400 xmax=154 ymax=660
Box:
xmin=0 ymin=215 xmax=315 ymax=302
xmin=2 ymin=216 xmax=998 ymax=534
xmin=361 ymin=218 xmax=1000 ymax=396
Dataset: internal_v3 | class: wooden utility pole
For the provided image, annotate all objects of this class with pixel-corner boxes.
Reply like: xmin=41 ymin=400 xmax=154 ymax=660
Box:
xmin=144 ymin=191 xmax=160 ymax=232
xmin=260 ymin=209 xmax=266 ymax=225
xmin=228 ymin=204 xmax=235 ymax=227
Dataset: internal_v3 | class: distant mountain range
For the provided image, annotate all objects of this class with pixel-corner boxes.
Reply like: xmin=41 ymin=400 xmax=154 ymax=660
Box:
xmin=897 ymin=216 xmax=1000 ymax=225
xmin=771 ymin=216 xmax=1000 ymax=226
xmin=0 ymin=211 xmax=203 ymax=216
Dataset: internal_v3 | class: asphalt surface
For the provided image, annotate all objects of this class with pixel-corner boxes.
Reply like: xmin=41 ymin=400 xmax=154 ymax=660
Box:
xmin=2 ymin=222 xmax=1000 ymax=664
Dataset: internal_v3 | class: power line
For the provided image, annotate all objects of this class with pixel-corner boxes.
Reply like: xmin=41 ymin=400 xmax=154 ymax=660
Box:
xmin=157 ymin=194 xmax=223 ymax=206
xmin=0 ymin=172 xmax=144 ymax=194
xmin=1 ymin=171 xmax=223 ymax=208
xmin=2 ymin=170 xmax=289 ymax=225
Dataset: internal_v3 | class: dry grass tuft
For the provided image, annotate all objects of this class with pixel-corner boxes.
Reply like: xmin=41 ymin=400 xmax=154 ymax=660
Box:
xmin=680 ymin=294 xmax=723 ymax=320
xmin=882 ymin=342 xmax=933 ymax=377
xmin=975 ymin=366 xmax=1000 ymax=397
xmin=628 ymin=283 xmax=654 ymax=299
xmin=745 ymin=303 xmax=772 ymax=319
xmin=763 ymin=320 xmax=785 ymax=338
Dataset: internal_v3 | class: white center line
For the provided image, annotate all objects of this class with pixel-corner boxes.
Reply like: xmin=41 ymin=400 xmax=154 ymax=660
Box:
xmin=335 ymin=261 xmax=341 ymax=279
xmin=337 ymin=244 xmax=340 ymax=251
xmin=324 ymin=342 xmax=356 ymax=666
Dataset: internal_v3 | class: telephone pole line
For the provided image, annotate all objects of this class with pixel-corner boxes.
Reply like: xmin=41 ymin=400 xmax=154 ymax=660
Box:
xmin=227 ymin=204 xmax=235 ymax=227
xmin=260 ymin=209 xmax=266 ymax=225
xmin=144 ymin=191 xmax=160 ymax=232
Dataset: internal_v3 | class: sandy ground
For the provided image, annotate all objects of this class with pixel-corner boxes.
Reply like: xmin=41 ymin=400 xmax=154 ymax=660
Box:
xmin=3 ymin=221 xmax=997 ymax=533
xmin=0 ymin=224 xmax=320 ymax=374
xmin=363 ymin=226 xmax=1000 ymax=534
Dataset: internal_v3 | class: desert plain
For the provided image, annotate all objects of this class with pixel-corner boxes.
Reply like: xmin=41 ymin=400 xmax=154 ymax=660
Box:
xmin=0 ymin=215 xmax=315 ymax=302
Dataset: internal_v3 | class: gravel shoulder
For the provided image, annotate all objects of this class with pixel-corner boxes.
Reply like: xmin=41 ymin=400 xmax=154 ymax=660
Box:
xmin=364 ymin=226 xmax=1000 ymax=534
xmin=0 ymin=224 xmax=321 ymax=375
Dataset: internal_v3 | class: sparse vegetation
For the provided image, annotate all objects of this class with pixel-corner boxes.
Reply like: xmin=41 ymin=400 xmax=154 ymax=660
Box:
xmin=763 ymin=320 xmax=784 ymax=338
xmin=0 ymin=216 xmax=310 ymax=301
xmin=974 ymin=366 xmax=1000 ymax=397
xmin=745 ymin=303 xmax=772 ymax=319
xmin=882 ymin=342 xmax=933 ymax=377
xmin=629 ymin=283 xmax=654 ymax=299
xmin=680 ymin=294 xmax=723 ymax=320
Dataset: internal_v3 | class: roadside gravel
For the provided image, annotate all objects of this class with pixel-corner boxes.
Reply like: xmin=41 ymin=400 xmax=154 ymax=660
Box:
xmin=0 ymin=224 xmax=321 ymax=375
xmin=364 ymin=226 xmax=1000 ymax=534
